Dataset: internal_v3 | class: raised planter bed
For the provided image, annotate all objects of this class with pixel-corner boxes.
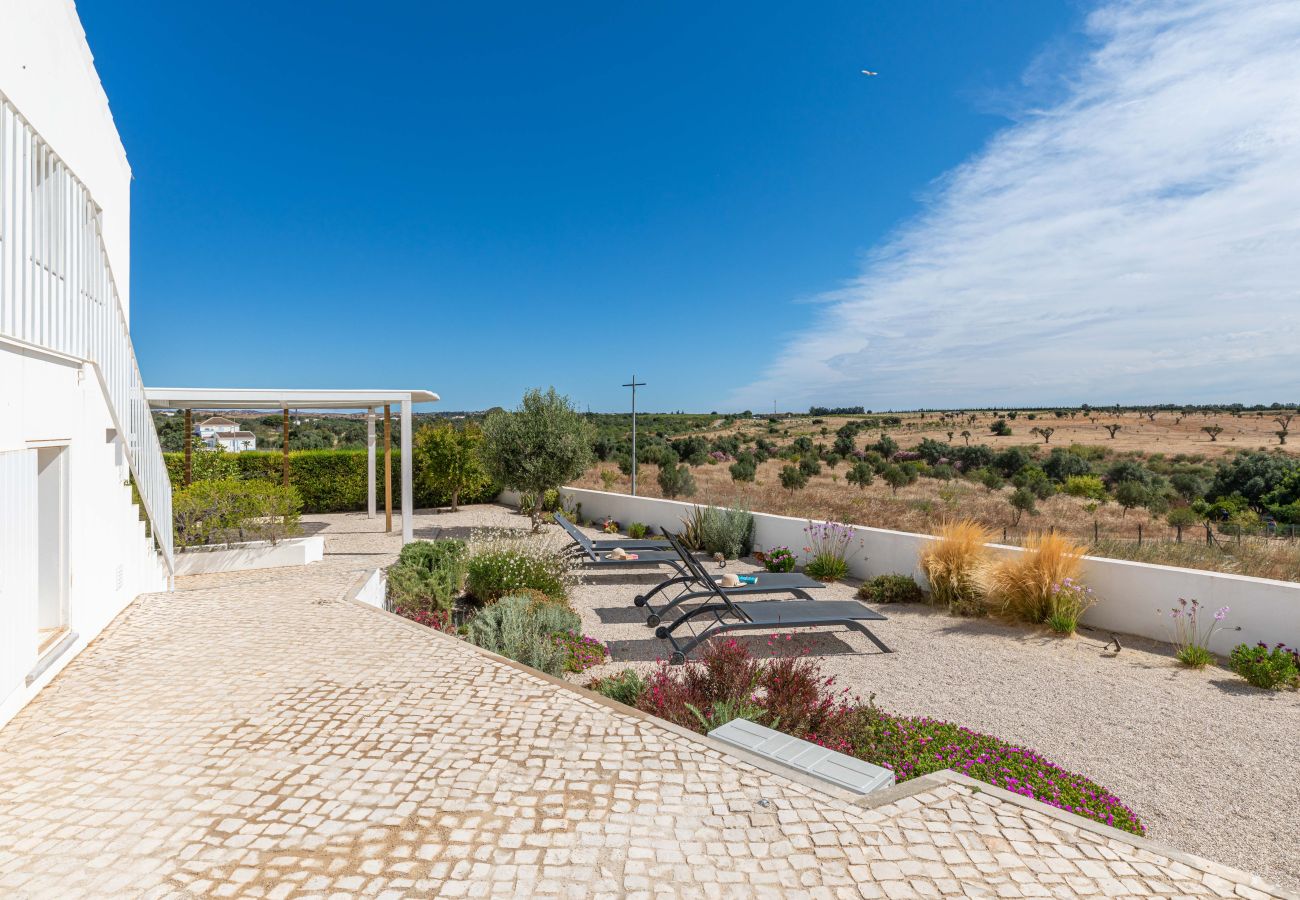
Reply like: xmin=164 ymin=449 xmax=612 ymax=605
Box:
xmin=174 ymin=535 xmax=324 ymax=576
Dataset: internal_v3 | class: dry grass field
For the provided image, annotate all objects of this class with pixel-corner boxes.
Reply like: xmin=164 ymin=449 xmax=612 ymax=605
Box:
xmin=572 ymin=407 xmax=1300 ymax=582
xmin=709 ymin=407 xmax=1297 ymax=459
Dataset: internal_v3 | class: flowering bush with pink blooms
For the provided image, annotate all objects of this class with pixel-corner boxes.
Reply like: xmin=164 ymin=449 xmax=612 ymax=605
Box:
xmin=615 ymin=638 xmax=1145 ymax=836
xmin=554 ymin=632 xmax=609 ymax=673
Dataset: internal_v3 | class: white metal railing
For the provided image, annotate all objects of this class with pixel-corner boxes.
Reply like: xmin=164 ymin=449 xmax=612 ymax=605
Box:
xmin=0 ymin=93 xmax=173 ymax=571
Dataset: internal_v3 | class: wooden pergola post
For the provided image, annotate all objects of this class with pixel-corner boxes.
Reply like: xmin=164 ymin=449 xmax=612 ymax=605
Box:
xmin=183 ymin=408 xmax=192 ymax=486
xmin=282 ymin=409 xmax=290 ymax=487
xmin=384 ymin=404 xmax=393 ymax=533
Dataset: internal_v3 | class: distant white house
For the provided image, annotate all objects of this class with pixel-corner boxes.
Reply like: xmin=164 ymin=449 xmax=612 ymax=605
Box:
xmin=195 ymin=417 xmax=256 ymax=452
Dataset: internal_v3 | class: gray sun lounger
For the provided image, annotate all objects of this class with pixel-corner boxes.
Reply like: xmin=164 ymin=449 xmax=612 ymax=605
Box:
xmin=554 ymin=512 xmax=672 ymax=552
xmin=557 ymin=514 xmax=688 ymax=576
xmin=654 ymin=530 xmax=891 ymax=664
xmin=633 ymin=534 xmax=828 ymax=627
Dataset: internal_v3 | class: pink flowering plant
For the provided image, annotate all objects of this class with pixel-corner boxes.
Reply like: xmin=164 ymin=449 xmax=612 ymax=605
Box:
xmin=755 ymin=546 xmax=797 ymax=573
xmin=1164 ymin=598 xmax=1228 ymax=668
xmin=610 ymin=637 xmax=1145 ymax=836
xmin=1045 ymin=577 xmax=1095 ymax=635
xmin=553 ymin=632 xmax=609 ymax=673
xmin=802 ymin=520 xmax=861 ymax=582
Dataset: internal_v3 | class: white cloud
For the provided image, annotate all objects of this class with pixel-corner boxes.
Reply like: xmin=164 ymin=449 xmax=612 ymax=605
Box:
xmin=734 ymin=0 xmax=1300 ymax=411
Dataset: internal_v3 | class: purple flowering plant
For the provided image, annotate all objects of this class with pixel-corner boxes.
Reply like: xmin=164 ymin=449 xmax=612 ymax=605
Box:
xmin=1163 ymin=598 xmax=1228 ymax=668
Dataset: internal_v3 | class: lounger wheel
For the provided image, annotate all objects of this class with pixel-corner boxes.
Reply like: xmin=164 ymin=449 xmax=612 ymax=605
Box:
xmin=634 ymin=595 xmax=646 ymax=607
xmin=645 ymin=613 xmax=661 ymax=627
xmin=654 ymin=625 xmax=669 ymax=639
xmin=669 ymin=651 xmax=686 ymax=665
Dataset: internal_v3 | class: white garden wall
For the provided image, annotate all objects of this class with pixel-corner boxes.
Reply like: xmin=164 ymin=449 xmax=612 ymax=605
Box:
xmin=173 ymin=536 xmax=324 ymax=576
xmin=532 ymin=487 xmax=1300 ymax=656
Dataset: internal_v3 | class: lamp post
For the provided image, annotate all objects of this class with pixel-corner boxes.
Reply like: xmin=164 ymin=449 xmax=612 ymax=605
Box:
xmin=623 ymin=375 xmax=646 ymax=495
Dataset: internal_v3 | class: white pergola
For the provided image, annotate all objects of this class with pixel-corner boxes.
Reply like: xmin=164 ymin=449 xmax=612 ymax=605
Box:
xmin=144 ymin=388 xmax=440 ymax=544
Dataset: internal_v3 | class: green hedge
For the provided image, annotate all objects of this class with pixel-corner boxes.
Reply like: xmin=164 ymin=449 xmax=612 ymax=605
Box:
xmin=164 ymin=450 xmax=500 ymax=514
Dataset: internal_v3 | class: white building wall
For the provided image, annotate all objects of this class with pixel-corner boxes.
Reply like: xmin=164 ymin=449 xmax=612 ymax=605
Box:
xmin=0 ymin=0 xmax=132 ymax=316
xmin=0 ymin=340 xmax=167 ymax=727
xmin=0 ymin=3 xmax=165 ymax=728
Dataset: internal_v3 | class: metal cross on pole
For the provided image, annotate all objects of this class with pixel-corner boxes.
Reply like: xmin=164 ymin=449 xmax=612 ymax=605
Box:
xmin=623 ymin=375 xmax=646 ymax=496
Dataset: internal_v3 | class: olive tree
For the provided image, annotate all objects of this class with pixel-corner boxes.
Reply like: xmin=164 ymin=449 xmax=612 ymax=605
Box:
xmin=479 ymin=387 xmax=594 ymax=531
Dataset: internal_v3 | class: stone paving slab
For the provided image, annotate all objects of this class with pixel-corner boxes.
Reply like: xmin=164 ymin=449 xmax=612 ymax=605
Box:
xmin=0 ymin=510 xmax=1289 ymax=898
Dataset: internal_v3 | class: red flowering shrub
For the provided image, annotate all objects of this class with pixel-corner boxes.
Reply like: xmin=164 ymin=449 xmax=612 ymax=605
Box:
xmin=636 ymin=639 xmax=762 ymax=731
xmin=399 ymin=608 xmax=457 ymax=634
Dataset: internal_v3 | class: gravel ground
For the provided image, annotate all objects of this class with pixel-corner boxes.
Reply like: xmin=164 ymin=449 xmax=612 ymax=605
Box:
xmin=555 ymin=527 xmax=1300 ymax=893
xmin=395 ymin=504 xmax=1299 ymax=891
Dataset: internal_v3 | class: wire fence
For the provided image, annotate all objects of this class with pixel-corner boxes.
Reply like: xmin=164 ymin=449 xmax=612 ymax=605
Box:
xmin=997 ymin=521 xmax=1300 ymax=549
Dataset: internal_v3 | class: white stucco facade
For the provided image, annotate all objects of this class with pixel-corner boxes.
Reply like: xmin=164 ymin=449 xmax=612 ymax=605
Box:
xmin=0 ymin=2 xmax=168 ymax=728
xmin=0 ymin=0 xmax=132 ymax=315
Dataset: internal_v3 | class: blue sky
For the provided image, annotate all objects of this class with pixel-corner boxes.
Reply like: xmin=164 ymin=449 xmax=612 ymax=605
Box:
xmin=82 ymin=1 xmax=1299 ymax=413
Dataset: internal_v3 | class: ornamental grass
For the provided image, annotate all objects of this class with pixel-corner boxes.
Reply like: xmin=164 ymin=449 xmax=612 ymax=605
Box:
xmin=919 ymin=520 xmax=994 ymax=615
xmin=979 ymin=531 xmax=1088 ymax=625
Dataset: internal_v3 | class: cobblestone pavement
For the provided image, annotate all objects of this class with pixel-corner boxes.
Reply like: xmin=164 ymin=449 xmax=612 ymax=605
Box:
xmin=0 ymin=509 xmax=1289 ymax=898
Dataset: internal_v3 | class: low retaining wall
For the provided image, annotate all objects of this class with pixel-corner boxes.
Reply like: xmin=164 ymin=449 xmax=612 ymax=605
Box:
xmin=519 ymin=488 xmax=1299 ymax=655
xmin=353 ymin=568 xmax=387 ymax=608
xmin=173 ymin=535 xmax=325 ymax=576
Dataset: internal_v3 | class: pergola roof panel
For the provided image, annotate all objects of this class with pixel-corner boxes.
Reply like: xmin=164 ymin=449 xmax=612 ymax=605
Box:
xmin=144 ymin=388 xmax=439 ymax=410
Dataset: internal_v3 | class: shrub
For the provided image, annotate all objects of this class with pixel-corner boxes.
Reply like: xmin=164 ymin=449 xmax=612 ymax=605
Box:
xmin=412 ymin=421 xmax=492 ymax=512
xmin=657 ymin=462 xmax=697 ymax=498
xmin=880 ymin=464 xmax=911 ymax=494
xmin=588 ymin=668 xmax=648 ymax=706
xmin=398 ymin=607 xmax=457 ymax=634
xmin=858 ymin=574 xmax=924 ymax=604
xmin=755 ymin=546 xmax=797 ymax=573
xmin=164 ymin=448 xmax=501 ymax=513
xmin=1008 ymin=486 xmax=1038 ymax=525
xmin=627 ymin=522 xmax=649 ymax=539
xmin=1063 ymin=475 xmax=1108 ymax=501
xmin=464 ymin=530 xmax=578 ymax=603
xmin=920 ymin=520 xmax=993 ymax=616
xmin=990 ymin=418 xmax=1012 ymax=436
xmin=1229 ymin=643 xmax=1300 ymax=690
xmin=465 ymin=595 xmax=581 ymax=676
xmin=1164 ymin=598 xmax=1229 ymax=668
xmin=387 ymin=539 xmax=467 ymax=613
xmin=698 ymin=506 xmax=755 ymax=559
xmin=728 ymin=458 xmax=756 ymax=483
xmin=553 ymin=632 xmax=609 ymax=673
xmin=479 ymin=387 xmax=595 ymax=531
xmin=846 ymin=461 xmax=874 ymax=489
xmin=173 ymin=479 xmax=302 ymax=549
xmin=845 ymin=704 xmax=1144 ymax=836
xmin=779 ymin=464 xmax=808 ymax=493
xmin=636 ymin=639 xmax=764 ymax=732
